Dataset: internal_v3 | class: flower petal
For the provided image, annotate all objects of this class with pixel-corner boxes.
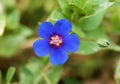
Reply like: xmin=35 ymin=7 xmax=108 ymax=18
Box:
xmin=54 ymin=19 xmax=72 ymax=36
xmin=50 ymin=48 xmax=68 ymax=65
xmin=38 ymin=22 xmax=54 ymax=39
xmin=33 ymin=40 xmax=51 ymax=57
xmin=63 ymin=34 xmax=80 ymax=53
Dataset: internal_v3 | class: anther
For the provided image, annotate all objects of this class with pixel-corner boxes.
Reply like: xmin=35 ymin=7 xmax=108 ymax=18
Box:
xmin=49 ymin=35 xmax=62 ymax=48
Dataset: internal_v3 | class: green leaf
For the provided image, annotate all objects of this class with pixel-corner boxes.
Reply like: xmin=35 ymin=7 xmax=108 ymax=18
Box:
xmin=44 ymin=66 xmax=62 ymax=84
xmin=79 ymin=1 xmax=113 ymax=31
xmin=72 ymin=24 xmax=85 ymax=38
xmin=76 ymin=27 xmax=120 ymax=54
xmin=16 ymin=25 xmax=33 ymax=37
xmin=58 ymin=0 xmax=87 ymax=20
xmin=97 ymin=38 xmax=109 ymax=47
xmin=0 ymin=25 xmax=33 ymax=57
xmin=75 ymin=28 xmax=105 ymax=54
xmin=0 ymin=0 xmax=16 ymax=8
xmin=20 ymin=58 xmax=46 ymax=84
xmin=49 ymin=9 xmax=65 ymax=22
xmin=58 ymin=0 xmax=72 ymax=19
xmin=66 ymin=0 xmax=92 ymax=15
xmin=67 ymin=0 xmax=107 ymax=14
xmin=77 ymin=37 xmax=120 ymax=55
xmin=107 ymin=41 xmax=120 ymax=52
xmin=20 ymin=57 xmax=62 ymax=84
xmin=6 ymin=9 xmax=20 ymax=30
xmin=58 ymin=0 xmax=109 ymax=20
xmin=0 ymin=13 xmax=6 ymax=36
xmin=77 ymin=40 xmax=101 ymax=55
xmin=85 ymin=27 xmax=107 ymax=40
xmin=0 ymin=34 xmax=24 ymax=57
xmin=6 ymin=67 xmax=16 ymax=83
xmin=111 ymin=1 xmax=120 ymax=7
xmin=20 ymin=67 xmax=34 ymax=84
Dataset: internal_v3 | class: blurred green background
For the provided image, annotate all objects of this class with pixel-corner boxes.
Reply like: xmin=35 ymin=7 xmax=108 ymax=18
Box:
xmin=0 ymin=0 xmax=120 ymax=84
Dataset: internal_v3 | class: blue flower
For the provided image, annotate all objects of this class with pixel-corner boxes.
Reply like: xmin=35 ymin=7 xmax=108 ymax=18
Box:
xmin=33 ymin=19 xmax=80 ymax=65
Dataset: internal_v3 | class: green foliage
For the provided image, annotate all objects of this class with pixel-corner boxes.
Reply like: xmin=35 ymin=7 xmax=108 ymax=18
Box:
xmin=97 ymin=38 xmax=109 ymax=47
xmin=0 ymin=26 xmax=33 ymax=57
xmin=0 ymin=0 xmax=120 ymax=83
xmin=79 ymin=1 xmax=113 ymax=31
xmin=50 ymin=0 xmax=120 ymax=55
xmin=77 ymin=40 xmax=101 ymax=54
xmin=0 ymin=0 xmax=33 ymax=57
xmin=0 ymin=0 xmax=16 ymax=8
xmin=0 ymin=67 xmax=16 ymax=84
xmin=50 ymin=9 xmax=65 ymax=22
xmin=6 ymin=67 xmax=16 ymax=83
xmin=6 ymin=9 xmax=20 ymax=30
xmin=20 ymin=57 xmax=62 ymax=84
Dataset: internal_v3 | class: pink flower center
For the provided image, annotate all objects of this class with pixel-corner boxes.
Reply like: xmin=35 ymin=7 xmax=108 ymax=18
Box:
xmin=50 ymin=35 xmax=63 ymax=47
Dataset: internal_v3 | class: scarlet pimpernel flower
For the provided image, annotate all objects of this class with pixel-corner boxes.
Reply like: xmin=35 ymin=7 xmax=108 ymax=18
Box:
xmin=33 ymin=19 xmax=80 ymax=65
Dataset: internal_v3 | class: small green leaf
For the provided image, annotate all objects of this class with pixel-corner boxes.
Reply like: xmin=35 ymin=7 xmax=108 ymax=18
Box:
xmin=76 ymin=27 xmax=120 ymax=54
xmin=97 ymin=38 xmax=109 ymax=47
xmin=20 ymin=67 xmax=34 ymax=84
xmin=45 ymin=66 xmax=62 ymax=84
xmin=72 ymin=24 xmax=85 ymax=38
xmin=79 ymin=1 xmax=113 ymax=31
xmin=0 ymin=25 xmax=33 ymax=57
xmin=75 ymin=28 xmax=106 ymax=54
xmin=0 ymin=13 xmax=6 ymax=36
xmin=0 ymin=34 xmax=24 ymax=57
xmin=16 ymin=25 xmax=33 ymax=37
xmin=20 ymin=58 xmax=62 ymax=84
xmin=20 ymin=57 xmax=49 ymax=84
xmin=66 ymin=0 xmax=91 ymax=15
xmin=77 ymin=40 xmax=101 ymax=55
xmin=0 ymin=0 xmax=16 ymax=8
xmin=111 ymin=1 xmax=120 ymax=7
xmin=49 ymin=9 xmax=65 ymax=22
xmin=84 ymin=27 xmax=107 ymax=40
xmin=107 ymin=41 xmax=120 ymax=52
xmin=77 ymin=38 xmax=120 ymax=55
xmin=58 ymin=0 xmax=72 ymax=19
xmin=6 ymin=9 xmax=20 ymax=30
xmin=6 ymin=67 xmax=16 ymax=83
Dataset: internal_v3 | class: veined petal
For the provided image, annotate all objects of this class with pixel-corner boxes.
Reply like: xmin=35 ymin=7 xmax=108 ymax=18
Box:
xmin=54 ymin=19 xmax=72 ymax=36
xmin=63 ymin=34 xmax=80 ymax=53
xmin=33 ymin=40 xmax=51 ymax=57
xmin=50 ymin=48 xmax=68 ymax=65
xmin=38 ymin=22 xmax=54 ymax=39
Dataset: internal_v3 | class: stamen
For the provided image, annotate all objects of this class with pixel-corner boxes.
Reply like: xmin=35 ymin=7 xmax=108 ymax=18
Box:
xmin=56 ymin=43 xmax=59 ymax=46
xmin=59 ymin=40 xmax=62 ymax=43
xmin=56 ymin=35 xmax=59 ymax=39
xmin=51 ymin=37 xmax=54 ymax=40
xmin=49 ymin=35 xmax=62 ymax=47
xmin=50 ymin=41 xmax=53 ymax=44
